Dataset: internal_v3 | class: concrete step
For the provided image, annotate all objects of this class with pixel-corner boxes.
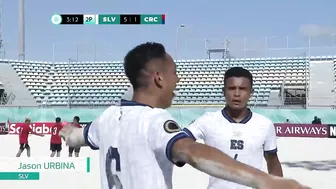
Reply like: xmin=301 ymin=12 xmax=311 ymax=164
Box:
xmin=0 ymin=63 xmax=37 ymax=106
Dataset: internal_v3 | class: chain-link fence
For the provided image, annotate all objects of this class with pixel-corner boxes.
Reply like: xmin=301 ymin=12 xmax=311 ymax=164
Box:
xmin=205 ymin=34 xmax=336 ymax=59
xmin=2 ymin=34 xmax=336 ymax=61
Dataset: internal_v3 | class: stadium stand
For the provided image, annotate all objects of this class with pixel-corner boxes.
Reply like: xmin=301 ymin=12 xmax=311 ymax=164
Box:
xmin=0 ymin=61 xmax=41 ymax=106
xmin=50 ymin=61 xmax=130 ymax=106
xmin=0 ymin=55 xmax=335 ymax=107
xmin=176 ymin=57 xmax=309 ymax=106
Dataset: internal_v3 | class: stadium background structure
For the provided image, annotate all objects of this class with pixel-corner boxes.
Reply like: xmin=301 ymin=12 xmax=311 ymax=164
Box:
xmin=1 ymin=50 xmax=336 ymax=124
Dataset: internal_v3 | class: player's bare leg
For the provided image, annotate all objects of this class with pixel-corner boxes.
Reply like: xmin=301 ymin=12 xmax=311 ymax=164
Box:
xmin=26 ymin=146 xmax=31 ymax=157
xmin=16 ymin=149 xmax=23 ymax=157
xmin=56 ymin=151 xmax=61 ymax=157
xmin=68 ymin=147 xmax=74 ymax=157
xmin=50 ymin=151 xmax=56 ymax=157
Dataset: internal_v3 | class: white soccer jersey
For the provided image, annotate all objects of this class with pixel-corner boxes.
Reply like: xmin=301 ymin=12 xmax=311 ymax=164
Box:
xmin=84 ymin=99 xmax=191 ymax=189
xmin=184 ymin=108 xmax=277 ymax=189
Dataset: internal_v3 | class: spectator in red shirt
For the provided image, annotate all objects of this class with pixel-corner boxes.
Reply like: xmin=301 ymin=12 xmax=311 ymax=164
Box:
xmin=68 ymin=116 xmax=82 ymax=157
xmin=16 ymin=118 xmax=44 ymax=157
xmin=50 ymin=117 xmax=63 ymax=157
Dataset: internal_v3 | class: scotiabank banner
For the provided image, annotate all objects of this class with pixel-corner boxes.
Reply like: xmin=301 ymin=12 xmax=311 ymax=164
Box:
xmin=274 ymin=123 xmax=328 ymax=138
xmin=6 ymin=122 xmax=90 ymax=135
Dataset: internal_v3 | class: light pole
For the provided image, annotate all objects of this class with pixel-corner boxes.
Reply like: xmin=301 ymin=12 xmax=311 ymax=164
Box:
xmin=67 ymin=58 xmax=76 ymax=108
xmin=175 ymin=24 xmax=185 ymax=59
xmin=204 ymin=39 xmax=211 ymax=59
xmin=53 ymin=42 xmax=82 ymax=62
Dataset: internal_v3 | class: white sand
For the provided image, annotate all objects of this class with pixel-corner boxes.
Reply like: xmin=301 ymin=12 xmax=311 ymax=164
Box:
xmin=0 ymin=135 xmax=335 ymax=189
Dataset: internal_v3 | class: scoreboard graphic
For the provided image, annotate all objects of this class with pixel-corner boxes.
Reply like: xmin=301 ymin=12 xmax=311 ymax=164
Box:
xmin=51 ymin=14 xmax=166 ymax=25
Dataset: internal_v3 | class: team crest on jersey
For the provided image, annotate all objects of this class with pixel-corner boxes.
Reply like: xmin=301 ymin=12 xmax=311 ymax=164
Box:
xmin=163 ymin=120 xmax=181 ymax=133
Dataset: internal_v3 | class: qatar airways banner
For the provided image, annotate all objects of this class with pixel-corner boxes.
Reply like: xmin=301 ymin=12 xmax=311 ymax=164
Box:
xmin=2 ymin=122 xmax=90 ymax=135
xmin=274 ymin=123 xmax=329 ymax=138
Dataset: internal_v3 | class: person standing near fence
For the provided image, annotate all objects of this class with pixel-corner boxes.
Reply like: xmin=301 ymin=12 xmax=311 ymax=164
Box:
xmin=68 ymin=116 xmax=82 ymax=157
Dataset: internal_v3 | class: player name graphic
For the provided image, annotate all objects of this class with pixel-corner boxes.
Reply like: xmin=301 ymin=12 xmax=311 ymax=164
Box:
xmin=0 ymin=157 xmax=90 ymax=173
xmin=19 ymin=162 xmax=75 ymax=170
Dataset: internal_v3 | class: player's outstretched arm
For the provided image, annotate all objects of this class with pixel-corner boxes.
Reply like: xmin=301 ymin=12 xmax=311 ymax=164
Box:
xmin=171 ymin=138 xmax=310 ymax=189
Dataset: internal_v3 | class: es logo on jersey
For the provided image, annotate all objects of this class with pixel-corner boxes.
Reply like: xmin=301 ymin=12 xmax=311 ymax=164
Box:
xmin=163 ymin=120 xmax=181 ymax=133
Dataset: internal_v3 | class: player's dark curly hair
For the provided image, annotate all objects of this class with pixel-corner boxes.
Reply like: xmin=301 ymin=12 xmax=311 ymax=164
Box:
xmin=124 ymin=42 xmax=167 ymax=90
xmin=55 ymin=117 xmax=61 ymax=123
xmin=74 ymin=116 xmax=80 ymax=122
xmin=224 ymin=67 xmax=253 ymax=87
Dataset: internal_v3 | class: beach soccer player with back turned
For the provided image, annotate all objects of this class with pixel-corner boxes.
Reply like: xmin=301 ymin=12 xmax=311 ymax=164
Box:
xmin=59 ymin=42 xmax=310 ymax=189
xmin=16 ymin=118 xmax=44 ymax=157
xmin=50 ymin=117 xmax=63 ymax=157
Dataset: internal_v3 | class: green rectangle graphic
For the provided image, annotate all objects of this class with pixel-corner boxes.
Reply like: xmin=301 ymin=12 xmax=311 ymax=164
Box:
xmin=86 ymin=157 xmax=90 ymax=172
xmin=0 ymin=172 xmax=40 ymax=180
xmin=140 ymin=15 xmax=162 ymax=24
xmin=98 ymin=14 xmax=120 ymax=24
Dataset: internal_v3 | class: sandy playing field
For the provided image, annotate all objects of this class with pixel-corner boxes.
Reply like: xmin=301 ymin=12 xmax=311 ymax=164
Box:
xmin=0 ymin=135 xmax=335 ymax=189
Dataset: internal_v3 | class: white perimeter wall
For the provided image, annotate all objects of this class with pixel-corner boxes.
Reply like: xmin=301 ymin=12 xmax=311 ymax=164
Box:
xmin=0 ymin=135 xmax=335 ymax=189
